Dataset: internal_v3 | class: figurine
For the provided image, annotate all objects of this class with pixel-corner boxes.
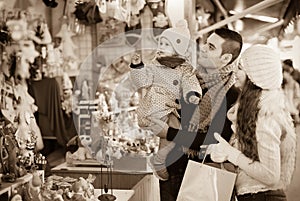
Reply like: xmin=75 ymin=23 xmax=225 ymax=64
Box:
xmin=81 ymin=80 xmax=90 ymax=100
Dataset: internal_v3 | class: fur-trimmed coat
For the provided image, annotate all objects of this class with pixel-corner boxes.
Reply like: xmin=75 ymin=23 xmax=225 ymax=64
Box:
xmin=228 ymin=89 xmax=296 ymax=195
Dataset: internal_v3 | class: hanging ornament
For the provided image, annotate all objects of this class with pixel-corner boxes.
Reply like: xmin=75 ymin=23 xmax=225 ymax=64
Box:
xmin=56 ymin=23 xmax=77 ymax=60
xmin=153 ymin=12 xmax=169 ymax=28
xmin=97 ymin=0 xmax=107 ymax=14
xmin=131 ymin=0 xmax=146 ymax=15
xmin=196 ymin=7 xmax=211 ymax=28
xmin=41 ymin=23 xmax=52 ymax=44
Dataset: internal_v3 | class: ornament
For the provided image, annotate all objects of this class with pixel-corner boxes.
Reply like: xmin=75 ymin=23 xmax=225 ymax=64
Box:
xmin=196 ymin=7 xmax=211 ymax=28
xmin=153 ymin=12 xmax=169 ymax=28
xmin=56 ymin=23 xmax=77 ymax=60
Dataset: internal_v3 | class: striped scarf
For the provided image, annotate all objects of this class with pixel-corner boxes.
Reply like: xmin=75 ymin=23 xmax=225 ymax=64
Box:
xmin=196 ymin=64 xmax=236 ymax=132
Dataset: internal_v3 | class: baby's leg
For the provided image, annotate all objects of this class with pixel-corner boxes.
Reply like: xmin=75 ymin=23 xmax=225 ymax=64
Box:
xmin=139 ymin=116 xmax=169 ymax=138
xmin=149 ymin=139 xmax=175 ymax=181
xmin=154 ymin=139 xmax=175 ymax=168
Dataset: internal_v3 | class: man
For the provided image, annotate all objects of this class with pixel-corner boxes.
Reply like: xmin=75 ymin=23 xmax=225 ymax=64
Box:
xmin=159 ymin=28 xmax=243 ymax=201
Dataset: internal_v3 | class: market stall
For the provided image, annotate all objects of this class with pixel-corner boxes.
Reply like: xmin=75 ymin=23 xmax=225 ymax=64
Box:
xmin=0 ymin=0 xmax=299 ymax=200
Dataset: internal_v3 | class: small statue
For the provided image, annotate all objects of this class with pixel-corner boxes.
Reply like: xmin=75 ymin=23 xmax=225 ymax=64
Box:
xmin=81 ymin=80 xmax=90 ymax=100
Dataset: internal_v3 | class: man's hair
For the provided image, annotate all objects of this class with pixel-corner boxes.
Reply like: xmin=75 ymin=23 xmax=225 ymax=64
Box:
xmin=214 ymin=28 xmax=243 ymax=64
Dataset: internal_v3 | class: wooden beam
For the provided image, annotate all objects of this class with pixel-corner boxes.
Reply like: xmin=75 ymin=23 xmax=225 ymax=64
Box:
xmin=212 ymin=0 xmax=234 ymax=30
xmin=244 ymin=19 xmax=284 ymax=36
xmin=196 ymin=0 xmax=284 ymax=38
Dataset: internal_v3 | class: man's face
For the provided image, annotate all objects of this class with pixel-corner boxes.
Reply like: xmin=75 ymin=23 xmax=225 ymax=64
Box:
xmin=198 ymin=33 xmax=226 ymax=71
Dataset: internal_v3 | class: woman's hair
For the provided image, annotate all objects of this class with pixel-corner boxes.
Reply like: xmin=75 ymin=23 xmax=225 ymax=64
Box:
xmin=237 ymin=77 xmax=262 ymax=162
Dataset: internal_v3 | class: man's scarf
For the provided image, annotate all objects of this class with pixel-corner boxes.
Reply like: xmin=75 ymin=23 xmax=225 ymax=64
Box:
xmin=195 ymin=64 xmax=236 ymax=132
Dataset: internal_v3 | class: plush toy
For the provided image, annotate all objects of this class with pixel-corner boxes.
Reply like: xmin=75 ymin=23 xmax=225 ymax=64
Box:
xmin=66 ymin=135 xmax=93 ymax=163
xmin=79 ymin=135 xmax=93 ymax=148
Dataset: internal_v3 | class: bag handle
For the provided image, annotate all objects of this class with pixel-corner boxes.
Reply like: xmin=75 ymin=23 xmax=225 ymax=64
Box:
xmin=200 ymin=145 xmax=225 ymax=169
xmin=201 ymin=145 xmax=209 ymax=164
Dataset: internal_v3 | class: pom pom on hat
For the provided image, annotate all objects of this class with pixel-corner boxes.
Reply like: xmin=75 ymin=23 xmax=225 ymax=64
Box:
xmin=159 ymin=19 xmax=191 ymax=56
xmin=240 ymin=45 xmax=282 ymax=90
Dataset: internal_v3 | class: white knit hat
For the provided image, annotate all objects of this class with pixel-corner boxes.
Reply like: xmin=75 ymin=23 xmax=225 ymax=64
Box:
xmin=240 ymin=45 xmax=282 ymax=90
xmin=159 ymin=19 xmax=191 ymax=56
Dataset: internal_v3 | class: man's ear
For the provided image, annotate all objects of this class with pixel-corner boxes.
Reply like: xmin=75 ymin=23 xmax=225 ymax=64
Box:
xmin=221 ymin=53 xmax=233 ymax=65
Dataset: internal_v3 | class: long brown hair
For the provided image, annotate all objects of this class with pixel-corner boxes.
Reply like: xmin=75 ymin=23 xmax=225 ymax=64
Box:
xmin=237 ymin=77 xmax=262 ymax=162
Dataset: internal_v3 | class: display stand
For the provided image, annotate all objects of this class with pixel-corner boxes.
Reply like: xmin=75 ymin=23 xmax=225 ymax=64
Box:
xmin=51 ymin=163 xmax=159 ymax=201
xmin=0 ymin=174 xmax=32 ymax=200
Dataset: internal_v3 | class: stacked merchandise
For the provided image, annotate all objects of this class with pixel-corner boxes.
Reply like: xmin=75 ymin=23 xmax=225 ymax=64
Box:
xmin=0 ymin=9 xmax=47 ymax=183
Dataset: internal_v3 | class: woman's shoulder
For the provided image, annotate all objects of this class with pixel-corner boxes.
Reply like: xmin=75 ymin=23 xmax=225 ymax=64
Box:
xmin=257 ymin=89 xmax=294 ymax=132
xmin=259 ymin=89 xmax=285 ymax=115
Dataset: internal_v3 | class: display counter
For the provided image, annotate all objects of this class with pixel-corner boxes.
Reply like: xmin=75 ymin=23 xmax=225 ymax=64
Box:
xmin=0 ymin=174 xmax=33 ymax=200
xmin=51 ymin=162 xmax=159 ymax=201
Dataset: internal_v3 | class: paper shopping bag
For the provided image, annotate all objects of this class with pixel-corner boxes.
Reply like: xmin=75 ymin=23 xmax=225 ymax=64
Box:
xmin=177 ymin=160 xmax=237 ymax=201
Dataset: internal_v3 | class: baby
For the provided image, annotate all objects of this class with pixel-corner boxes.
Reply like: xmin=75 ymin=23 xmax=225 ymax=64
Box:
xmin=130 ymin=20 xmax=202 ymax=180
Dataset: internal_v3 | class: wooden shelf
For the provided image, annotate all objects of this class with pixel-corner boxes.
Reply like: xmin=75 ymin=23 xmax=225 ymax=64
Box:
xmin=0 ymin=174 xmax=32 ymax=199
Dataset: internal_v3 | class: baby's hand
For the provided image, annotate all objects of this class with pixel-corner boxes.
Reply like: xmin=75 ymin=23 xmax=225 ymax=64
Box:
xmin=188 ymin=95 xmax=200 ymax=105
xmin=131 ymin=53 xmax=142 ymax=65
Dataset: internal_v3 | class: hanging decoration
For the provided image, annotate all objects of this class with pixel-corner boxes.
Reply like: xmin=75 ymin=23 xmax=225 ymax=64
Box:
xmin=97 ymin=0 xmax=107 ymax=14
xmin=56 ymin=22 xmax=77 ymax=60
xmin=196 ymin=6 xmax=211 ymax=29
xmin=153 ymin=11 xmax=168 ymax=28
xmin=74 ymin=0 xmax=102 ymax=25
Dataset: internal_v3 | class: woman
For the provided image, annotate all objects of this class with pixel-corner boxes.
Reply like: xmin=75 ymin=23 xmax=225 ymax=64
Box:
xmin=210 ymin=45 xmax=296 ymax=201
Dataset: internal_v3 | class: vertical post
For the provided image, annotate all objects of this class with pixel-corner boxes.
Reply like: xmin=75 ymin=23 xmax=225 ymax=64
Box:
xmin=184 ymin=0 xmax=197 ymax=68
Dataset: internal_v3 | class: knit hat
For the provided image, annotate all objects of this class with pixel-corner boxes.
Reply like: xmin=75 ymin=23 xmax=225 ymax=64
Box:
xmin=240 ymin=44 xmax=282 ymax=90
xmin=159 ymin=19 xmax=191 ymax=56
